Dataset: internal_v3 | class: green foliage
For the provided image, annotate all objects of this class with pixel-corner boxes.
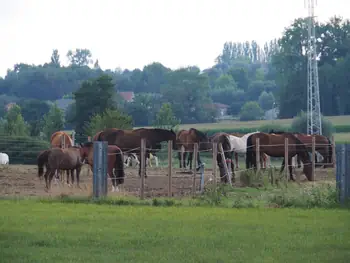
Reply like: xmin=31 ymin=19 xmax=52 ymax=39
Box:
xmin=42 ymin=103 xmax=65 ymax=140
xmin=239 ymin=101 xmax=263 ymax=121
xmin=291 ymin=111 xmax=334 ymax=137
xmin=153 ymin=103 xmax=180 ymax=130
xmin=84 ymin=108 xmax=132 ymax=136
xmin=0 ymin=136 xmax=50 ymax=164
xmin=258 ymin=91 xmax=275 ymax=111
xmin=2 ymin=105 xmax=29 ymax=136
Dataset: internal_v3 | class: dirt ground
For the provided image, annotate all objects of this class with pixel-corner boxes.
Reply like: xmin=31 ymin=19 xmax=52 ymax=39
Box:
xmin=0 ymin=164 xmax=335 ymax=198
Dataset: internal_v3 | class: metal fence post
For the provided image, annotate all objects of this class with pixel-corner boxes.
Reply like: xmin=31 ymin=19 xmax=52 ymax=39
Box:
xmin=93 ymin=141 xmax=108 ymax=198
xmin=71 ymin=130 xmax=76 ymax=146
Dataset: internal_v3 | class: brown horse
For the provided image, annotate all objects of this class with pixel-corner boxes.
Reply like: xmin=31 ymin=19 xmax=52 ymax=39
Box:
xmin=80 ymin=142 xmax=125 ymax=192
xmin=37 ymin=149 xmax=75 ymax=185
xmin=94 ymin=128 xmax=153 ymax=177
xmin=42 ymin=146 xmax=84 ymax=191
xmin=176 ymin=128 xmax=211 ymax=169
xmin=246 ymin=132 xmax=312 ymax=181
xmin=210 ymin=132 xmax=234 ymax=184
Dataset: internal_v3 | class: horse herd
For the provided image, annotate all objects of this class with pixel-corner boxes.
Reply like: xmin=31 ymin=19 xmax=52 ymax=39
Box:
xmin=36 ymin=128 xmax=334 ymax=193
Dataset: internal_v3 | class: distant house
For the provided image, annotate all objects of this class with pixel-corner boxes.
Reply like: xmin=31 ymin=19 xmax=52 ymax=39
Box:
xmin=4 ymin=102 xmax=16 ymax=112
xmin=204 ymin=103 xmax=230 ymax=118
xmin=119 ymin=92 xmax=135 ymax=102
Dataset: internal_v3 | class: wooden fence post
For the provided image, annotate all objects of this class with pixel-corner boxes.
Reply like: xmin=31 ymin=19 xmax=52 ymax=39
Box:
xmin=168 ymin=140 xmax=173 ymax=197
xmin=212 ymin=142 xmax=218 ymax=188
xmin=181 ymin=146 xmax=184 ymax=170
xmin=311 ymin=136 xmax=316 ymax=181
xmin=255 ymin=138 xmax=260 ymax=173
xmin=192 ymin=143 xmax=198 ymax=196
xmin=219 ymin=143 xmax=232 ymax=186
xmin=61 ymin=135 xmax=66 ymax=148
xmin=140 ymin=138 xmax=146 ymax=200
xmin=332 ymin=135 xmax=336 ymax=169
xmin=92 ymin=141 xmax=108 ymax=198
xmin=284 ymin=138 xmax=289 ymax=182
xmin=71 ymin=130 xmax=76 ymax=146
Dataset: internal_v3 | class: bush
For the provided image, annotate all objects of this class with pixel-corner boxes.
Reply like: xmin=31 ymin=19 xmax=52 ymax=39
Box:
xmin=239 ymin=101 xmax=263 ymax=121
xmin=291 ymin=111 xmax=334 ymax=137
xmin=0 ymin=136 xmax=50 ymax=164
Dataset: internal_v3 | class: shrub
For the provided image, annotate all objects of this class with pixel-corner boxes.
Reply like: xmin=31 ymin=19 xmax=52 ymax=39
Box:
xmin=291 ymin=111 xmax=334 ymax=137
xmin=239 ymin=101 xmax=263 ymax=121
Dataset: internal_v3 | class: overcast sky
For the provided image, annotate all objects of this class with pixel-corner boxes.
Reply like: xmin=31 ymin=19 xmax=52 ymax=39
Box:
xmin=0 ymin=0 xmax=349 ymax=77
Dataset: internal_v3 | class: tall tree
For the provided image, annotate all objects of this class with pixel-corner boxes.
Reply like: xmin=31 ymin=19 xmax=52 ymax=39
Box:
xmin=50 ymin=49 xmax=60 ymax=67
xmin=67 ymin=48 xmax=93 ymax=67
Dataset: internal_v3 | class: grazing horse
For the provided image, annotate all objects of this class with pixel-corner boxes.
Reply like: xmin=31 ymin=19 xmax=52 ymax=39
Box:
xmin=41 ymin=146 xmax=84 ymax=191
xmin=210 ymin=132 xmax=234 ymax=184
xmin=50 ymin=131 xmax=74 ymax=182
xmin=80 ymin=142 xmax=125 ymax=192
xmin=124 ymin=153 xmax=140 ymax=168
xmin=94 ymin=128 xmax=153 ymax=177
xmin=176 ymin=128 xmax=211 ymax=169
xmin=246 ymin=132 xmax=312 ymax=181
xmin=0 ymin=153 xmax=9 ymax=164
xmin=37 ymin=149 xmax=76 ymax=185
xmin=228 ymin=131 xmax=268 ymax=169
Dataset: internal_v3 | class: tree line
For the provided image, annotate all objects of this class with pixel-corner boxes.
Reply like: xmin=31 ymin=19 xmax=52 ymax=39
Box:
xmin=0 ymin=15 xmax=349 ymax=136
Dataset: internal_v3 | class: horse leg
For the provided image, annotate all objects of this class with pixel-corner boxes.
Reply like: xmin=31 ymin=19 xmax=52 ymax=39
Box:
xmin=70 ymin=169 xmax=75 ymax=186
xmin=188 ymin=152 xmax=193 ymax=170
xmin=44 ymin=169 xmax=50 ymax=190
xmin=47 ymin=169 xmax=56 ymax=191
xmin=178 ymin=152 xmax=182 ymax=168
xmin=297 ymin=154 xmax=301 ymax=168
xmin=288 ymin=157 xmax=295 ymax=181
xmin=279 ymin=158 xmax=285 ymax=175
xmin=76 ymin=167 xmax=81 ymax=188
xmin=235 ymin=152 xmax=239 ymax=169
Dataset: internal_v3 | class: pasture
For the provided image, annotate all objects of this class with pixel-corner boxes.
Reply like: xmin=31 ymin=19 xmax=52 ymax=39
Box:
xmin=0 ymin=200 xmax=350 ymax=263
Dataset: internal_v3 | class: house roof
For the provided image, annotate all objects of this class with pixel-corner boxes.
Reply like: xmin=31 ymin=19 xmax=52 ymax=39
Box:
xmin=119 ymin=92 xmax=135 ymax=102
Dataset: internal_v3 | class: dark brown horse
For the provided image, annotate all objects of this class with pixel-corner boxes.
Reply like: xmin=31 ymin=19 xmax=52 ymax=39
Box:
xmin=94 ymin=128 xmax=153 ymax=177
xmin=80 ymin=142 xmax=125 ymax=192
xmin=246 ymin=132 xmax=312 ymax=181
xmin=210 ymin=132 xmax=234 ymax=184
xmin=41 ymin=146 xmax=84 ymax=191
xmin=176 ymin=128 xmax=211 ymax=169
xmin=37 ymin=149 xmax=74 ymax=185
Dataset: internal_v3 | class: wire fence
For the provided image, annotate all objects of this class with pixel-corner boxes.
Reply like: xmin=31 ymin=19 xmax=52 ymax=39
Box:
xmin=0 ymin=134 xmax=337 ymax=199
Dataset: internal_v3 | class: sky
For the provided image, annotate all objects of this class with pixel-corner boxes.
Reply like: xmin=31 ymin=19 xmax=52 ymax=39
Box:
xmin=0 ymin=0 xmax=349 ymax=77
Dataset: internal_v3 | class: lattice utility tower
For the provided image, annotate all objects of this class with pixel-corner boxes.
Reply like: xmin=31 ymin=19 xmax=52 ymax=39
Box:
xmin=305 ymin=0 xmax=322 ymax=135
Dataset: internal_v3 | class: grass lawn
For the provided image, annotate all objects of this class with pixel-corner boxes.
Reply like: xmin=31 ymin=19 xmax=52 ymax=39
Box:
xmin=0 ymin=200 xmax=350 ymax=263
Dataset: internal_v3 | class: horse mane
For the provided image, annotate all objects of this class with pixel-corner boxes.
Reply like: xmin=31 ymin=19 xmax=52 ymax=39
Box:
xmin=190 ymin=128 xmax=207 ymax=141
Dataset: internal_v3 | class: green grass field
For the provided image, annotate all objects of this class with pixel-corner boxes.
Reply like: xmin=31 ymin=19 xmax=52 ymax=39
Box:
xmin=0 ymin=200 xmax=349 ymax=263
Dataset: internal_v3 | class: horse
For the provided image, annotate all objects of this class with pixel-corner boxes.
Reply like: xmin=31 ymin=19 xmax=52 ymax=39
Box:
xmin=176 ymin=128 xmax=211 ymax=170
xmin=246 ymin=132 xmax=312 ymax=181
xmin=37 ymin=149 xmax=75 ymax=185
xmin=94 ymin=128 xmax=153 ymax=177
xmin=0 ymin=153 xmax=9 ymax=164
xmin=80 ymin=142 xmax=125 ymax=192
xmin=41 ymin=146 xmax=84 ymax=191
xmin=124 ymin=153 xmax=140 ymax=168
xmin=50 ymin=131 xmax=74 ymax=182
xmin=147 ymin=152 xmax=159 ymax=167
xmin=210 ymin=132 xmax=234 ymax=184
xmin=228 ymin=131 xmax=269 ymax=170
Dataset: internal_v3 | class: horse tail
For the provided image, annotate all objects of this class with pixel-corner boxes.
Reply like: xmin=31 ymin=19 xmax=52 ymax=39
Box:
xmin=37 ymin=150 xmax=49 ymax=178
xmin=114 ymin=148 xmax=125 ymax=184
xmin=327 ymin=136 xmax=333 ymax=165
xmin=246 ymin=135 xmax=253 ymax=169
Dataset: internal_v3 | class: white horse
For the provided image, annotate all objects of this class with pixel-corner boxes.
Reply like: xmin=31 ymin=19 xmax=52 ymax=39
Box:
xmin=228 ymin=131 xmax=269 ymax=169
xmin=0 ymin=153 xmax=9 ymax=164
xmin=147 ymin=153 xmax=159 ymax=168
xmin=124 ymin=153 xmax=140 ymax=168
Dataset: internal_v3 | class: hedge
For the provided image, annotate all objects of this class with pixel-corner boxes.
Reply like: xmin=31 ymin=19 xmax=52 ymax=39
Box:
xmin=0 ymin=136 xmax=50 ymax=165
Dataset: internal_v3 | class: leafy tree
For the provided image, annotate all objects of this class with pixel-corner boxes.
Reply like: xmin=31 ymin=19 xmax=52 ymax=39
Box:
xmin=42 ymin=103 xmax=65 ymax=139
xmin=2 ymin=105 xmax=29 ymax=136
xmin=84 ymin=109 xmax=132 ymax=136
xmin=291 ymin=111 xmax=334 ymax=137
xmin=239 ymin=101 xmax=263 ymax=121
xmin=20 ymin=99 xmax=50 ymax=136
xmin=258 ymin=91 xmax=275 ymax=111
xmin=153 ymin=103 xmax=180 ymax=130
xmin=50 ymin=49 xmax=60 ymax=67
xmin=66 ymin=48 xmax=93 ymax=66
xmin=73 ymin=74 xmax=117 ymax=134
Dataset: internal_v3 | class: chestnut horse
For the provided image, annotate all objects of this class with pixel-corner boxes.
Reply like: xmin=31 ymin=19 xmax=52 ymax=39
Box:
xmin=246 ymin=132 xmax=312 ymax=181
xmin=41 ymin=146 xmax=84 ymax=191
xmin=94 ymin=128 xmax=153 ymax=177
xmin=210 ymin=132 xmax=234 ymax=184
xmin=176 ymin=128 xmax=211 ymax=169
xmin=80 ymin=142 xmax=125 ymax=192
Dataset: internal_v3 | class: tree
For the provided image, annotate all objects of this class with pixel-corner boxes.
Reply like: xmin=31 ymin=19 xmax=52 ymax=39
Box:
xmin=153 ymin=103 xmax=180 ymax=130
xmin=291 ymin=111 xmax=334 ymax=137
xmin=20 ymin=99 xmax=50 ymax=136
xmin=258 ymin=91 xmax=275 ymax=111
xmin=73 ymin=74 xmax=117 ymax=134
xmin=84 ymin=109 xmax=132 ymax=136
xmin=66 ymin=48 xmax=93 ymax=67
xmin=42 ymin=103 xmax=65 ymax=139
xmin=239 ymin=101 xmax=263 ymax=121
xmin=50 ymin=49 xmax=60 ymax=67
xmin=2 ymin=105 xmax=29 ymax=136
